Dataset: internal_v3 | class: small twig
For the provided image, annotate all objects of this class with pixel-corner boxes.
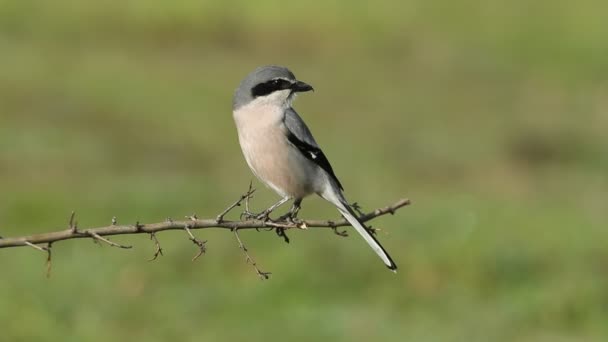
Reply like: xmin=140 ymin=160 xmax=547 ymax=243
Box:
xmin=244 ymin=182 xmax=254 ymax=216
xmin=86 ymin=231 xmax=132 ymax=249
xmin=183 ymin=224 xmax=207 ymax=261
xmin=216 ymin=183 xmax=256 ymax=223
xmin=233 ymin=228 xmax=270 ymax=279
xmin=148 ymin=232 xmax=164 ymax=261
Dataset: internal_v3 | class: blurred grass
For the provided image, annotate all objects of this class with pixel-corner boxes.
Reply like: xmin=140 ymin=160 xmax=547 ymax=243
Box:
xmin=1 ymin=0 xmax=607 ymax=341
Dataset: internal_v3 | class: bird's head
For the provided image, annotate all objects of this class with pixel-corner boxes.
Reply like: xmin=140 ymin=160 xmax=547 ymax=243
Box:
xmin=233 ymin=65 xmax=313 ymax=111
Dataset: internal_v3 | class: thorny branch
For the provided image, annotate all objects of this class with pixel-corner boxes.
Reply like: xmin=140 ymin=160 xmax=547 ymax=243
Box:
xmin=184 ymin=215 xmax=207 ymax=261
xmin=147 ymin=233 xmax=163 ymax=261
xmin=217 ymin=181 xmax=256 ymax=223
xmin=0 ymin=186 xmax=410 ymax=278
xmin=233 ymin=228 xmax=271 ymax=279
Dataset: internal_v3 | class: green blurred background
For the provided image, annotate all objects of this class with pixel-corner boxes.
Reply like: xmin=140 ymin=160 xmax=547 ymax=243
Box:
xmin=1 ymin=0 xmax=607 ymax=341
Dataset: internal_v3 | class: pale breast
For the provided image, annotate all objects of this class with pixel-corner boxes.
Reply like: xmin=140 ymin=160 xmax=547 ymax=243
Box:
xmin=233 ymin=104 xmax=317 ymax=198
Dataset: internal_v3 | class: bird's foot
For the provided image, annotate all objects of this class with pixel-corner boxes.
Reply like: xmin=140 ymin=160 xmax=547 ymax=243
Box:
xmin=241 ymin=209 xmax=271 ymax=222
xmin=275 ymin=227 xmax=290 ymax=243
xmin=277 ymin=211 xmax=301 ymax=224
xmin=277 ymin=202 xmax=301 ymax=224
xmin=255 ymin=211 xmax=271 ymax=221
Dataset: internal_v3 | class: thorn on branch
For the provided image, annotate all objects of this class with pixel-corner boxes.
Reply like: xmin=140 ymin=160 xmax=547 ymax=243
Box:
xmin=46 ymin=242 xmax=52 ymax=278
xmin=86 ymin=231 xmax=132 ymax=249
xmin=350 ymin=202 xmax=365 ymax=217
xmin=183 ymin=224 xmax=206 ymax=261
xmin=24 ymin=241 xmax=48 ymax=252
xmin=365 ymin=225 xmax=378 ymax=236
xmin=24 ymin=241 xmax=53 ymax=277
xmin=148 ymin=233 xmax=163 ymax=261
xmin=233 ymin=228 xmax=270 ymax=280
xmin=134 ymin=221 xmax=143 ymax=231
xmin=328 ymin=221 xmax=348 ymax=237
xmin=245 ymin=182 xmax=254 ymax=206
xmin=68 ymin=211 xmax=77 ymax=234
xmin=111 ymin=216 xmax=117 ymax=225
xmin=332 ymin=227 xmax=349 ymax=237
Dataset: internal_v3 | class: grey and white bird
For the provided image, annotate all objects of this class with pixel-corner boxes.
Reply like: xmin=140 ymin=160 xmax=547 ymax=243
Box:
xmin=232 ymin=65 xmax=397 ymax=272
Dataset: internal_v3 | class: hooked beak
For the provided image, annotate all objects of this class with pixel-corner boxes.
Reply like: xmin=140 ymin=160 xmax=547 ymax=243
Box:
xmin=291 ymin=80 xmax=314 ymax=93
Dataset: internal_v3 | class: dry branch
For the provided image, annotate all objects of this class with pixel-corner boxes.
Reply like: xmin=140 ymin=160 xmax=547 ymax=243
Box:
xmin=233 ymin=228 xmax=271 ymax=279
xmin=0 ymin=199 xmax=409 ymax=248
xmin=0 ymin=188 xmax=410 ymax=278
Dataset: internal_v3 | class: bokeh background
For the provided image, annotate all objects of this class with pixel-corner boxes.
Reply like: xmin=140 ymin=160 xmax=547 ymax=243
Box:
xmin=1 ymin=1 xmax=607 ymax=341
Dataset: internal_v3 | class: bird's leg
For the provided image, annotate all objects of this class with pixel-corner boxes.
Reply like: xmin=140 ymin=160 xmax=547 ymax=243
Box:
xmin=278 ymin=199 xmax=302 ymax=223
xmin=243 ymin=196 xmax=291 ymax=221
xmin=271 ymin=199 xmax=301 ymax=243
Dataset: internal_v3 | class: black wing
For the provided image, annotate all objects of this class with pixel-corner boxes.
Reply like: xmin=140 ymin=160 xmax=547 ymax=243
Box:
xmin=284 ymin=123 xmax=344 ymax=191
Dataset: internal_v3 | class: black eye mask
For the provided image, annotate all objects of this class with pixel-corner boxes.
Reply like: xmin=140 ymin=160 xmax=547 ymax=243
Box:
xmin=251 ymin=78 xmax=293 ymax=98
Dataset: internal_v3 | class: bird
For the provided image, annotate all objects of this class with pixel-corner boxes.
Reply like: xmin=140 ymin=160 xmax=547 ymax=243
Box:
xmin=232 ymin=65 xmax=397 ymax=272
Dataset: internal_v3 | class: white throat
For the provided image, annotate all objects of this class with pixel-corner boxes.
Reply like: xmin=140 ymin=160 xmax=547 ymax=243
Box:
xmin=233 ymin=90 xmax=294 ymax=127
xmin=251 ymin=89 xmax=293 ymax=109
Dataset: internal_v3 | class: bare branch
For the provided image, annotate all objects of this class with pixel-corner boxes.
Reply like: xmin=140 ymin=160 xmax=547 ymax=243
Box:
xmin=0 ymin=193 xmax=410 ymax=278
xmin=233 ymin=228 xmax=270 ymax=279
xmin=0 ymin=198 xmax=410 ymax=249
